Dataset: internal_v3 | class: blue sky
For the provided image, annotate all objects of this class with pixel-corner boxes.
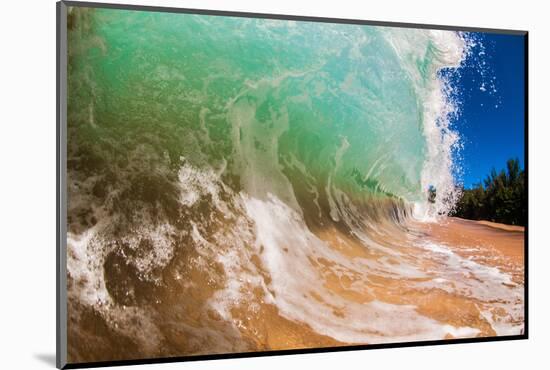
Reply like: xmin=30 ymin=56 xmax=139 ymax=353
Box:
xmin=447 ymin=32 xmax=525 ymax=189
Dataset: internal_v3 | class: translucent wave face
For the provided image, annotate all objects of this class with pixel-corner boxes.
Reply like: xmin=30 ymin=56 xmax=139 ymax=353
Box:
xmin=69 ymin=8 xmax=470 ymax=214
xmin=65 ymin=7 xmax=522 ymax=363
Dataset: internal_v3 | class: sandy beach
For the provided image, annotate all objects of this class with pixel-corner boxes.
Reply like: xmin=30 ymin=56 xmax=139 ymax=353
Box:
xmin=68 ymin=216 xmax=524 ymax=362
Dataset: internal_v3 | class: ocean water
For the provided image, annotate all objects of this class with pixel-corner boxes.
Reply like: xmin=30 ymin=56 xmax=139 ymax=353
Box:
xmin=65 ymin=7 xmax=523 ymax=363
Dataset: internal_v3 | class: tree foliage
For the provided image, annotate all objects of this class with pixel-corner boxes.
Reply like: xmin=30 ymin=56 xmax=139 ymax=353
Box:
xmin=451 ymin=158 xmax=526 ymax=225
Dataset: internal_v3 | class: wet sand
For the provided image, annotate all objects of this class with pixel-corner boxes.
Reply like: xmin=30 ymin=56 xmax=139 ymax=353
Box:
xmin=310 ymin=217 xmax=525 ymax=341
xmin=68 ymin=216 xmax=525 ymax=363
xmin=417 ymin=218 xmax=524 ymax=284
xmin=203 ymin=216 xmax=525 ymax=349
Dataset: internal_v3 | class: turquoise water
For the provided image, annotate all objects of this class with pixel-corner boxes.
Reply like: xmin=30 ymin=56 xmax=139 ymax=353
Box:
xmin=65 ymin=7 xmax=474 ymax=362
xmin=68 ymin=7 xmax=465 ymax=225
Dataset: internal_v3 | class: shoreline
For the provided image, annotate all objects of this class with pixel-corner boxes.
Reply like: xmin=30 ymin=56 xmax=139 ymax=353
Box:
xmin=67 ymin=214 xmax=525 ymax=362
xmin=473 ymin=219 xmax=525 ymax=232
xmin=415 ymin=216 xmax=524 ymax=285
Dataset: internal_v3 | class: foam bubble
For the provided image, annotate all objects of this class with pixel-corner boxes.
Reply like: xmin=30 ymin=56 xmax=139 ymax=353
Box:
xmin=385 ymin=29 xmax=467 ymax=218
xmin=416 ymin=242 xmax=523 ymax=335
xmin=241 ymin=193 xmax=479 ymax=343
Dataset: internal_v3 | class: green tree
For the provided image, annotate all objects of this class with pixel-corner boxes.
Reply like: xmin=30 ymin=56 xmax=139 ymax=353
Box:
xmin=451 ymin=158 xmax=525 ymax=225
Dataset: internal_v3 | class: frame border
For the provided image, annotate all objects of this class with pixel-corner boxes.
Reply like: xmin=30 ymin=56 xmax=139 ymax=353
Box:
xmin=56 ymin=1 xmax=529 ymax=369
xmin=61 ymin=0 xmax=527 ymax=35
xmin=57 ymin=2 xmax=68 ymax=369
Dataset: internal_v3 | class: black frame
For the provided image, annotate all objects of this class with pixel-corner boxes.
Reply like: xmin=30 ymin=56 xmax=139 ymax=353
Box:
xmin=56 ymin=1 xmax=529 ymax=368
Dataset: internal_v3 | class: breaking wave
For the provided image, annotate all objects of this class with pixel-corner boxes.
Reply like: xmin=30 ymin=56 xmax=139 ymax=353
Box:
xmin=65 ymin=7 xmax=523 ymax=362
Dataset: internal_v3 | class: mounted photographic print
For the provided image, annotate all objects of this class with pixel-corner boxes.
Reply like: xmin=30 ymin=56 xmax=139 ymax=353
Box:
xmin=56 ymin=1 xmax=528 ymax=368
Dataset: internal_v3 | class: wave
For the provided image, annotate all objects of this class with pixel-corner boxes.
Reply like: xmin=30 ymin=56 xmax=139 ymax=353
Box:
xmin=65 ymin=7 xmax=523 ymax=362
